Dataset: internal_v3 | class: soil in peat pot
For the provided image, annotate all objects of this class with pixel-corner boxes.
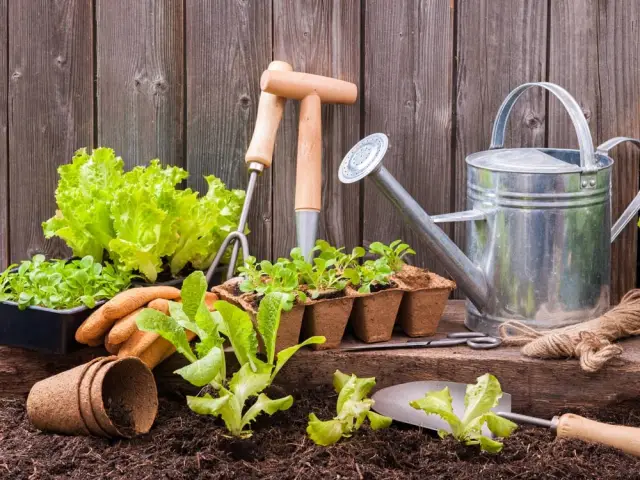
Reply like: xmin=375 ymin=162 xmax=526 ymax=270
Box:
xmin=1 ymin=387 xmax=639 ymax=480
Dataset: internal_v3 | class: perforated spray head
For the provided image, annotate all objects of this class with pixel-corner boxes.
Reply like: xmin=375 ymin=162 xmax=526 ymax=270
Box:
xmin=339 ymin=133 xmax=389 ymax=183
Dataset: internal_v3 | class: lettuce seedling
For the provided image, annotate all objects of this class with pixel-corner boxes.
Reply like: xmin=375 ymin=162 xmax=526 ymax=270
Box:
xmin=137 ymin=270 xmax=325 ymax=438
xmin=237 ymin=256 xmax=306 ymax=305
xmin=351 ymin=258 xmax=394 ymax=294
xmin=410 ymin=373 xmax=517 ymax=453
xmin=291 ymin=245 xmax=358 ymax=299
xmin=369 ymin=240 xmax=415 ymax=272
xmin=306 ymin=370 xmax=392 ymax=446
xmin=0 ymin=255 xmax=134 ymax=310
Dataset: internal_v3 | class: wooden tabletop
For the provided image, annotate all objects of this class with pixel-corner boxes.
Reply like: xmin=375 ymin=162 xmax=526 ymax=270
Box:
xmin=2 ymin=301 xmax=639 ymax=417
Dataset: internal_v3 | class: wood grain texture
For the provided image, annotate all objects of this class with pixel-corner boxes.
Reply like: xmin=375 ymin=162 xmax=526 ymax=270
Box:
xmin=8 ymin=0 xmax=93 ymax=262
xmin=272 ymin=0 xmax=360 ymax=259
xmin=0 ymin=0 xmax=7 ymax=268
xmin=4 ymin=301 xmax=640 ymax=420
xmin=453 ymin=0 xmax=548 ymax=288
xmin=597 ymin=0 xmax=640 ymax=302
xmin=96 ymin=0 xmax=184 ymax=168
xmin=363 ymin=0 xmax=453 ymax=274
xmin=185 ymin=0 xmax=272 ymax=261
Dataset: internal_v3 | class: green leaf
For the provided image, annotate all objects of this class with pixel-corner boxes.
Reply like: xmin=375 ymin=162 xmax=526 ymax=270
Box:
xmin=257 ymin=292 xmax=292 ymax=364
xmin=410 ymin=387 xmax=462 ymax=437
xmin=461 ymin=373 xmax=503 ymax=427
xmin=476 ymin=435 xmax=505 ymax=453
xmin=174 ymin=346 xmax=224 ymax=387
xmin=332 ymin=369 xmax=351 ymax=393
xmin=136 ymin=308 xmax=196 ymax=363
xmin=367 ymin=411 xmax=392 ymax=430
xmin=306 ymin=413 xmax=346 ymax=446
xmin=214 ymin=300 xmax=258 ymax=370
xmin=180 ymin=270 xmax=208 ymax=320
xmin=228 ymin=361 xmax=272 ymax=406
xmin=271 ymin=336 xmax=326 ymax=380
xmin=241 ymin=393 xmax=293 ymax=429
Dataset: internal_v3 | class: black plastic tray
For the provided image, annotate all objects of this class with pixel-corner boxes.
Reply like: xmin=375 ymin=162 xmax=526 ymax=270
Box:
xmin=0 ymin=300 xmax=104 ymax=354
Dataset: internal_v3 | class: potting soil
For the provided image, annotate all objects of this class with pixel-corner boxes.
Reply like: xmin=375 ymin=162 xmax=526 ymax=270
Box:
xmin=1 ymin=387 xmax=639 ymax=479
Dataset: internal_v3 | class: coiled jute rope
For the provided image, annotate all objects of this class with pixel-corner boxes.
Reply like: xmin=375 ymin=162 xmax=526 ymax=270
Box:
xmin=499 ymin=290 xmax=640 ymax=372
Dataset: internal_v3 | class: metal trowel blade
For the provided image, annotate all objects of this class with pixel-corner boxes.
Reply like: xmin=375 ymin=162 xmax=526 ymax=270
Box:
xmin=371 ymin=381 xmax=512 ymax=435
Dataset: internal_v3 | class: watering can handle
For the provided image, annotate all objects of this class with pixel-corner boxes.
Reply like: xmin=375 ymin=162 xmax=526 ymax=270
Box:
xmin=490 ymin=82 xmax=598 ymax=172
xmin=598 ymin=137 xmax=640 ymax=243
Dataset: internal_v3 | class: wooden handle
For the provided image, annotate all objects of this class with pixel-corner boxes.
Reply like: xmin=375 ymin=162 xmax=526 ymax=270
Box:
xmin=295 ymin=94 xmax=322 ymax=211
xmin=245 ymin=60 xmax=293 ymax=168
xmin=261 ymin=70 xmax=357 ymax=104
xmin=556 ymin=413 xmax=640 ymax=457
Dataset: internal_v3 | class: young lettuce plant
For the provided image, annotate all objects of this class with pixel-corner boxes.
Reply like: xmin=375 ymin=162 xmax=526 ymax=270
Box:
xmin=410 ymin=373 xmax=517 ymax=453
xmin=237 ymin=256 xmax=307 ymax=305
xmin=369 ymin=240 xmax=416 ymax=272
xmin=137 ymin=270 xmax=325 ymax=438
xmin=291 ymin=246 xmax=352 ymax=299
xmin=352 ymin=258 xmax=394 ymax=294
xmin=307 ymin=370 xmax=392 ymax=446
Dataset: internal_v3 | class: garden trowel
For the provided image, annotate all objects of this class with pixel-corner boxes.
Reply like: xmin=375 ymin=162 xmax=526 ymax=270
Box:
xmin=371 ymin=381 xmax=640 ymax=457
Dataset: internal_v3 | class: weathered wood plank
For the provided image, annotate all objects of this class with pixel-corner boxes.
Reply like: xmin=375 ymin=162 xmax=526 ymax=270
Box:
xmin=3 ymin=301 xmax=640 ymax=419
xmin=0 ymin=0 xmax=8 ymax=269
xmin=185 ymin=0 xmax=272 ymax=261
xmin=363 ymin=0 xmax=453 ymax=274
xmin=453 ymin=0 xmax=548 ymax=292
xmin=597 ymin=1 xmax=640 ymax=302
xmin=96 ymin=0 xmax=184 ymax=168
xmin=272 ymin=0 xmax=361 ymax=259
xmin=8 ymin=0 xmax=93 ymax=262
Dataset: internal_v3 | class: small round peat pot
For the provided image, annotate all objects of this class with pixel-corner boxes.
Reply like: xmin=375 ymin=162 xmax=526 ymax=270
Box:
xmin=27 ymin=356 xmax=158 ymax=438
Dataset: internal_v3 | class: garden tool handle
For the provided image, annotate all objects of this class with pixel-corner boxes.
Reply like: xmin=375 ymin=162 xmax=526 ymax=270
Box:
xmin=245 ymin=61 xmax=294 ymax=168
xmin=599 ymin=137 xmax=640 ymax=242
xmin=295 ymin=94 xmax=322 ymax=212
xmin=555 ymin=413 xmax=640 ymax=457
xmin=490 ymin=82 xmax=597 ymax=172
xmin=261 ymin=70 xmax=357 ymax=104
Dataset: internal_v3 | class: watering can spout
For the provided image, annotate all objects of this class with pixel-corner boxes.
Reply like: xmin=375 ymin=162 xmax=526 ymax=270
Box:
xmin=339 ymin=134 xmax=490 ymax=311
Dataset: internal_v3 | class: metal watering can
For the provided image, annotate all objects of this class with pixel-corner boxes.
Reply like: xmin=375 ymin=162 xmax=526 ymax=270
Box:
xmin=339 ymin=82 xmax=640 ymax=334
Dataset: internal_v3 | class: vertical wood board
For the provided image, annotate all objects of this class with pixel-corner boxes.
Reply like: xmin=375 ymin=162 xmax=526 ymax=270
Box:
xmin=363 ymin=0 xmax=453 ymax=273
xmin=272 ymin=0 xmax=361 ymax=259
xmin=0 ymin=0 xmax=7 ymax=268
xmin=597 ymin=0 xmax=640 ymax=301
xmin=8 ymin=0 xmax=93 ymax=261
xmin=96 ymin=0 xmax=184 ymax=168
xmin=185 ymin=0 xmax=272 ymax=262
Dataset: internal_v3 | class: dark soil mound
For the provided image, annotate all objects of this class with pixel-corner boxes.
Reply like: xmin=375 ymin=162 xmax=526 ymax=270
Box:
xmin=1 ymin=387 xmax=639 ymax=479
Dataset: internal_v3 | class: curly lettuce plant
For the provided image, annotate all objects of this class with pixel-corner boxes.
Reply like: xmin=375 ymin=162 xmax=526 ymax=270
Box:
xmin=410 ymin=373 xmax=517 ymax=453
xmin=43 ymin=147 xmax=245 ymax=282
xmin=137 ymin=270 xmax=325 ymax=438
xmin=307 ymin=370 xmax=392 ymax=446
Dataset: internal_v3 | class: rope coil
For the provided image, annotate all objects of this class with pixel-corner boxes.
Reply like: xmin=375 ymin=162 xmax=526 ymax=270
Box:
xmin=499 ymin=290 xmax=640 ymax=372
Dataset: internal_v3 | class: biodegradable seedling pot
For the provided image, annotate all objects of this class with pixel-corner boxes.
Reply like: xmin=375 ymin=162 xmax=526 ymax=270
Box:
xmin=213 ymin=278 xmax=305 ymax=353
xmin=302 ymin=291 xmax=354 ymax=350
xmin=27 ymin=357 xmax=104 ymax=436
xmin=89 ymin=357 xmax=158 ymax=438
xmin=393 ymin=265 xmax=456 ymax=337
xmin=348 ymin=283 xmax=405 ymax=343
xmin=79 ymin=356 xmax=117 ymax=437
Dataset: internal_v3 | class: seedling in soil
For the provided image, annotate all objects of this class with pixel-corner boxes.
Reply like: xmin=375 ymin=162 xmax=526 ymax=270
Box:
xmin=351 ymin=258 xmax=394 ymax=294
xmin=410 ymin=373 xmax=517 ymax=453
xmin=237 ymin=256 xmax=307 ymax=305
xmin=291 ymin=246 xmax=355 ymax=299
xmin=306 ymin=370 xmax=392 ymax=446
xmin=369 ymin=240 xmax=416 ymax=272
xmin=0 ymin=255 xmax=134 ymax=310
xmin=137 ymin=270 xmax=325 ymax=438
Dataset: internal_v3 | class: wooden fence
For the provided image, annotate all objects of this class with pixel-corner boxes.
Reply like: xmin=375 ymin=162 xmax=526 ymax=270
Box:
xmin=0 ymin=0 xmax=639 ymax=300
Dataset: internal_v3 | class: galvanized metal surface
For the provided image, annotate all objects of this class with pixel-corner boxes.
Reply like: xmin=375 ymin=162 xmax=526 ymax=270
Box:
xmin=340 ymin=82 xmax=640 ymax=335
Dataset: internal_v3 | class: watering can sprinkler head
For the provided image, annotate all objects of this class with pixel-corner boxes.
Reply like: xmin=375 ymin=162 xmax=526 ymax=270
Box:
xmin=338 ymin=133 xmax=490 ymax=312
